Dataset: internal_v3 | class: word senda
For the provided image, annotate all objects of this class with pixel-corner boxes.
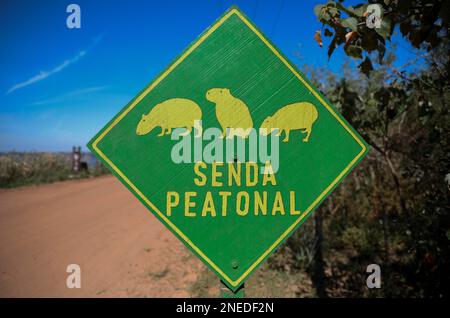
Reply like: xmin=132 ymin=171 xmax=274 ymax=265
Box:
xmin=165 ymin=162 xmax=302 ymax=218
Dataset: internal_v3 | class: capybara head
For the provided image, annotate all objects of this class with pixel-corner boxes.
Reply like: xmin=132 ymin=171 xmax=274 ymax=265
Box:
xmin=206 ymin=88 xmax=231 ymax=103
xmin=136 ymin=114 xmax=155 ymax=135
xmin=260 ymin=116 xmax=275 ymax=136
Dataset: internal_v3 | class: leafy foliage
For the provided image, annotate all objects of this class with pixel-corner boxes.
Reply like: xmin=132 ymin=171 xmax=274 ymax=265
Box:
xmin=0 ymin=152 xmax=110 ymax=188
xmin=313 ymin=0 xmax=449 ymax=75
xmin=282 ymin=9 xmax=449 ymax=294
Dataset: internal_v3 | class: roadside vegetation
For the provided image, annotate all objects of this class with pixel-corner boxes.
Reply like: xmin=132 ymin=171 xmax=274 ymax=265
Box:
xmin=0 ymin=152 xmax=110 ymax=188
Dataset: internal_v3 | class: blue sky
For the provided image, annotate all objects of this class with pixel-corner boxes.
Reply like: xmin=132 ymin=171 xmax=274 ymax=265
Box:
xmin=0 ymin=0 xmax=420 ymax=152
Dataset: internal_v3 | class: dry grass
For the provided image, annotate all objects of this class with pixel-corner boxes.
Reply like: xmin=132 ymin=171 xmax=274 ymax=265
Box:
xmin=189 ymin=262 xmax=316 ymax=298
xmin=0 ymin=152 xmax=109 ymax=188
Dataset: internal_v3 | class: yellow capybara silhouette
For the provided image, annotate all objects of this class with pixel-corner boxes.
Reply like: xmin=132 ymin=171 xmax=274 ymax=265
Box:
xmin=205 ymin=88 xmax=253 ymax=139
xmin=260 ymin=102 xmax=318 ymax=142
xmin=136 ymin=98 xmax=202 ymax=137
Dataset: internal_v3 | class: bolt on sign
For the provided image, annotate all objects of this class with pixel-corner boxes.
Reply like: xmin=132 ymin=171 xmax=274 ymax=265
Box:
xmin=88 ymin=6 xmax=369 ymax=291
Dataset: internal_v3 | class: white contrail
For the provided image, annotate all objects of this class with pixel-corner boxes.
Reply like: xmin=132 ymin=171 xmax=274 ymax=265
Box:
xmin=6 ymin=35 xmax=103 ymax=95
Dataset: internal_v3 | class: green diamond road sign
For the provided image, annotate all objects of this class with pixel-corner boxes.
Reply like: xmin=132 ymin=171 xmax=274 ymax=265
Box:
xmin=88 ymin=6 xmax=369 ymax=291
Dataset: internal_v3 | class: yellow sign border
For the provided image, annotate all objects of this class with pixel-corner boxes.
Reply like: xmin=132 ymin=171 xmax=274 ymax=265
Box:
xmin=92 ymin=8 xmax=367 ymax=288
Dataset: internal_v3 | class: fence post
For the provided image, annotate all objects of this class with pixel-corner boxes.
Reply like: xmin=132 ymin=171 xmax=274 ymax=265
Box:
xmin=72 ymin=146 xmax=81 ymax=173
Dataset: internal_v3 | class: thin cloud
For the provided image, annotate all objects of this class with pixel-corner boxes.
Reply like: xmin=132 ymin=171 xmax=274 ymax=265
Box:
xmin=32 ymin=85 xmax=109 ymax=105
xmin=6 ymin=35 xmax=103 ymax=95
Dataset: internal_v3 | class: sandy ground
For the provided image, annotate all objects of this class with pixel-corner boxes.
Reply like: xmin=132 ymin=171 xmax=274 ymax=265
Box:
xmin=0 ymin=176 xmax=205 ymax=297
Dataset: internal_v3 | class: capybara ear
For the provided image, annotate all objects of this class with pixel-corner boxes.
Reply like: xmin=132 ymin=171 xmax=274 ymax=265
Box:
xmin=225 ymin=88 xmax=231 ymax=94
xmin=142 ymin=114 xmax=146 ymax=119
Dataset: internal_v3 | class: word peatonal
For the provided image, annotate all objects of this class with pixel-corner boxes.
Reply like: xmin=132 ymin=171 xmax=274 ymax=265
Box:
xmin=165 ymin=162 xmax=302 ymax=218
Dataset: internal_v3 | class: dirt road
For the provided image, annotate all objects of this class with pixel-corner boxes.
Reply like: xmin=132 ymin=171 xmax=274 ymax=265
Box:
xmin=0 ymin=176 xmax=204 ymax=297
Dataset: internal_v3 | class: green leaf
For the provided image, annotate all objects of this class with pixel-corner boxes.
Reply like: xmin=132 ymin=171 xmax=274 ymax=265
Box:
xmin=328 ymin=35 xmax=338 ymax=59
xmin=328 ymin=7 xmax=339 ymax=18
xmin=348 ymin=4 xmax=368 ymax=17
xmin=375 ymin=18 xmax=392 ymax=39
xmin=319 ymin=10 xmax=331 ymax=22
xmin=314 ymin=4 xmax=325 ymax=17
xmin=359 ymin=57 xmax=373 ymax=76
xmin=345 ymin=45 xmax=363 ymax=59
xmin=341 ymin=17 xmax=358 ymax=31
